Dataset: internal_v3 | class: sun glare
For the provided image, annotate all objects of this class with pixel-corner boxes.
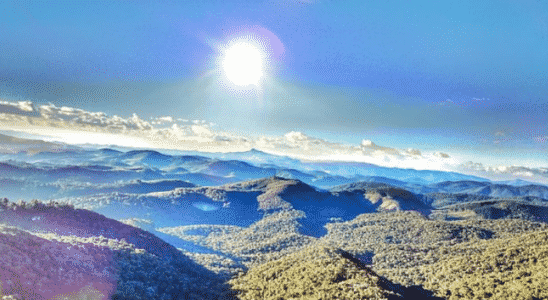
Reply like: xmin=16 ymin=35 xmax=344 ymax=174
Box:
xmin=222 ymin=42 xmax=263 ymax=86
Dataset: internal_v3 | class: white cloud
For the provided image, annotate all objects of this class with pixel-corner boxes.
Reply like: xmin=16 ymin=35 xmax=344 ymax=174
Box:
xmin=158 ymin=116 xmax=173 ymax=123
xmin=151 ymin=116 xmax=174 ymax=124
xmin=433 ymin=152 xmax=450 ymax=159
xmin=458 ymin=162 xmax=548 ymax=184
xmin=404 ymin=148 xmax=422 ymax=156
xmin=513 ymin=170 xmax=534 ymax=177
xmin=0 ymin=100 xmax=37 ymax=116
xmin=191 ymin=125 xmax=213 ymax=137
xmin=35 ymin=103 xmax=153 ymax=132
xmin=253 ymin=131 xmax=458 ymax=173
xmin=10 ymin=101 xmax=34 ymax=112
xmin=0 ymin=100 xmax=249 ymax=151
xmin=359 ymin=139 xmax=401 ymax=156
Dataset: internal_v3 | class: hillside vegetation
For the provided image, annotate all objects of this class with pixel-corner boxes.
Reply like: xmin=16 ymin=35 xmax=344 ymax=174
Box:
xmin=156 ymin=209 xmax=548 ymax=299
xmin=0 ymin=200 xmax=234 ymax=300
xmin=228 ymin=244 xmax=406 ymax=300
xmin=382 ymin=229 xmax=548 ymax=299
xmin=224 ymin=211 xmax=548 ymax=299
xmin=3 ymin=189 xmax=548 ymax=299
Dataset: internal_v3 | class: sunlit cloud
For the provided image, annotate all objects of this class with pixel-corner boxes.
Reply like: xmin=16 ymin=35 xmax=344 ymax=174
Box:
xmin=432 ymin=96 xmax=490 ymax=109
xmin=458 ymin=161 xmax=548 ymax=183
xmin=0 ymin=100 xmax=38 ymax=116
xmin=150 ymin=116 xmax=174 ymax=125
xmin=433 ymin=152 xmax=450 ymax=159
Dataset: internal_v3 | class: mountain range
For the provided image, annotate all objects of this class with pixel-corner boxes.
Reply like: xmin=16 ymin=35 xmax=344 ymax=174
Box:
xmin=1 ymin=133 xmax=548 ymax=299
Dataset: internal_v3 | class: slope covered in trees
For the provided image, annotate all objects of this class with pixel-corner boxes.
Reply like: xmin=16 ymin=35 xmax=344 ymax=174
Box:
xmin=0 ymin=200 xmax=234 ymax=300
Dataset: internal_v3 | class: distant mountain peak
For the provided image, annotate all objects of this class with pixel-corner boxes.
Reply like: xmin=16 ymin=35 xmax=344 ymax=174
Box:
xmin=330 ymin=181 xmax=395 ymax=193
xmin=245 ymin=148 xmax=296 ymax=160
xmin=223 ymin=176 xmax=305 ymax=192
xmin=98 ymin=148 xmax=122 ymax=154
xmin=0 ymin=133 xmax=79 ymax=154
xmin=495 ymin=178 xmax=546 ymax=187
xmin=248 ymin=148 xmax=268 ymax=154
xmin=124 ymin=149 xmax=164 ymax=155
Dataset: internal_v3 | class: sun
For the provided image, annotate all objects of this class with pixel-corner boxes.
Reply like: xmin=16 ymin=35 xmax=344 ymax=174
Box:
xmin=222 ymin=42 xmax=263 ymax=86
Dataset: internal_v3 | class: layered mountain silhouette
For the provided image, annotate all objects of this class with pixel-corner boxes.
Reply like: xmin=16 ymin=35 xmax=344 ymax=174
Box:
xmin=428 ymin=180 xmax=548 ymax=199
xmin=2 ymin=134 xmax=548 ymax=299
xmin=0 ymin=133 xmax=79 ymax=154
xmin=0 ymin=134 xmax=515 ymax=193
xmin=438 ymin=199 xmax=548 ymax=222
xmin=57 ymin=177 xmax=434 ymax=241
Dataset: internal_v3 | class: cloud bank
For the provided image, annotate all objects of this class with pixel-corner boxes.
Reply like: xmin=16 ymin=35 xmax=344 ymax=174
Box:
xmin=1 ymin=99 xmax=547 ymax=184
xmin=457 ymin=162 xmax=548 ymax=184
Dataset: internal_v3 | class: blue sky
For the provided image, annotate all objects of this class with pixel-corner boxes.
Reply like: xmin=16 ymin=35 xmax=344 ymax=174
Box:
xmin=0 ymin=0 xmax=547 ymax=170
